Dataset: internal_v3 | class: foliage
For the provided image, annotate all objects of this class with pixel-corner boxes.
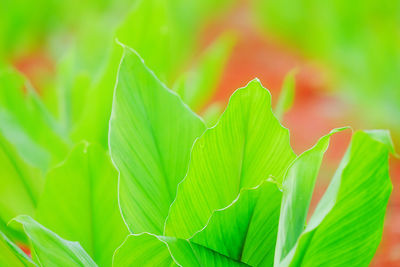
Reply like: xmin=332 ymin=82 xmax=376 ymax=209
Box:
xmin=0 ymin=44 xmax=394 ymax=266
xmin=0 ymin=1 xmax=395 ymax=265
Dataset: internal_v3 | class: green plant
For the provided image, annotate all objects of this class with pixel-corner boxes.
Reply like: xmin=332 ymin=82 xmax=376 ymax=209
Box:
xmin=0 ymin=44 xmax=394 ymax=266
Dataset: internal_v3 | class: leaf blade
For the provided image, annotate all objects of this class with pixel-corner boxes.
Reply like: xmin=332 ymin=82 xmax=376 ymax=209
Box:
xmin=109 ymin=44 xmax=206 ymax=235
xmin=165 ymin=79 xmax=296 ymax=239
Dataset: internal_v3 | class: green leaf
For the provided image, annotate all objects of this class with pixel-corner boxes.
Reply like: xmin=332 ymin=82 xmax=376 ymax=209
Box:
xmin=190 ymin=179 xmax=282 ymax=266
xmin=35 ymin=143 xmax=127 ymax=267
xmin=165 ymin=79 xmax=296 ymax=239
xmin=274 ymin=127 xmax=348 ymax=265
xmin=277 ymin=130 xmax=393 ymax=266
xmin=0 ymin=230 xmax=35 ymax=266
xmin=109 ymin=44 xmax=206 ymax=235
xmin=274 ymin=70 xmax=296 ymax=120
xmin=0 ymin=68 xmax=69 ymax=169
xmin=113 ymin=233 xmax=247 ymax=266
xmin=13 ymin=215 xmax=97 ymax=267
xmin=173 ymin=32 xmax=236 ymax=111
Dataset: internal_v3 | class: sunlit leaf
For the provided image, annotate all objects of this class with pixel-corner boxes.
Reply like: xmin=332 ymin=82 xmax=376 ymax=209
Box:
xmin=109 ymin=44 xmax=206 ymax=235
xmin=165 ymin=79 xmax=296 ymax=239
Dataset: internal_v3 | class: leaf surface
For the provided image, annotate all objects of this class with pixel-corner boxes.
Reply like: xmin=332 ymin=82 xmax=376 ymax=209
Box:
xmin=109 ymin=45 xmax=206 ymax=235
xmin=165 ymin=79 xmax=296 ymax=239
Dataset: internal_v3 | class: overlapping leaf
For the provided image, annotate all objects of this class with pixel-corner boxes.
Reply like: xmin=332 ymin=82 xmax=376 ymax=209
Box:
xmin=275 ymin=130 xmax=394 ymax=266
xmin=109 ymin=45 xmax=206 ymax=235
xmin=275 ymin=128 xmax=347 ymax=264
xmin=113 ymin=233 xmax=247 ymax=266
xmin=165 ymin=78 xmax=296 ymax=239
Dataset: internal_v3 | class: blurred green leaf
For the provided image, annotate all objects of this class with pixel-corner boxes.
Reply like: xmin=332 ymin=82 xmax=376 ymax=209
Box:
xmin=35 ymin=143 xmax=127 ymax=267
xmin=0 ymin=68 xmax=69 ymax=169
xmin=165 ymin=79 xmax=296 ymax=239
xmin=109 ymin=45 xmax=206 ymax=235
xmin=13 ymin=215 xmax=97 ymax=267
xmin=174 ymin=32 xmax=236 ymax=111
xmin=0 ymin=133 xmax=42 ymax=242
xmin=274 ymin=70 xmax=296 ymax=120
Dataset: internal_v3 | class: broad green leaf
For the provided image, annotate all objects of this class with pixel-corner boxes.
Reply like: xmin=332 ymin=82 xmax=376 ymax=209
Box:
xmin=278 ymin=130 xmax=393 ymax=266
xmin=0 ymin=230 xmax=35 ymax=266
xmin=173 ymin=32 xmax=236 ymax=111
xmin=109 ymin=44 xmax=206 ymax=235
xmin=13 ymin=215 xmax=97 ymax=267
xmin=113 ymin=233 xmax=247 ymax=266
xmin=35 ymin=143 xmax=127 ymax=267
xmin=190 ymin=179 xmax=282 ymax=266
xmin=165 ymin=79 xmax=296 ymax=239
xmin=274 ymin=70 xmax=296 ymax=120
xmin=274 ymin=127 xmax=347 ymax=265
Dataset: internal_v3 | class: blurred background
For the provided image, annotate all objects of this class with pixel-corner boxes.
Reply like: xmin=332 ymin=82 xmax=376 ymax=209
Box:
xmin=0 ymin=0 xmax=398 ymax=265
